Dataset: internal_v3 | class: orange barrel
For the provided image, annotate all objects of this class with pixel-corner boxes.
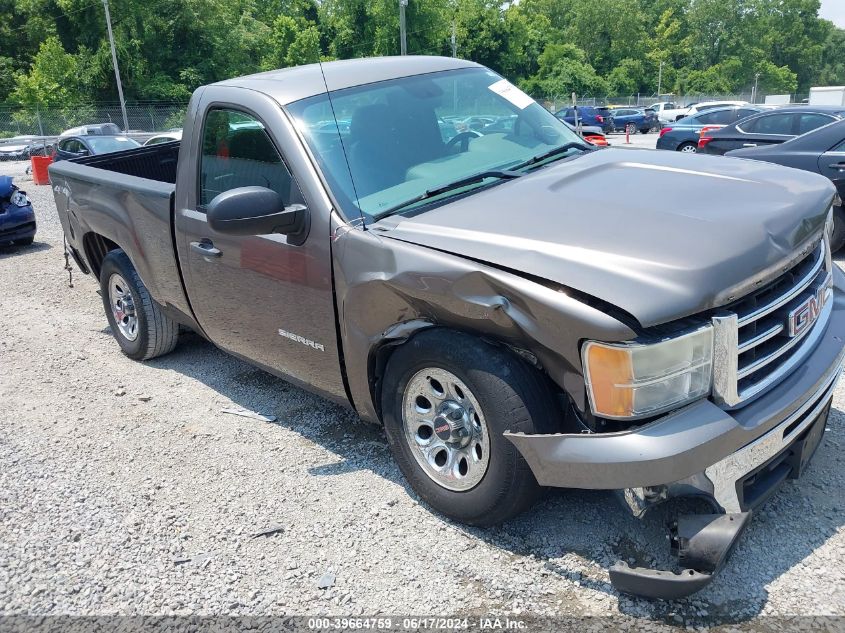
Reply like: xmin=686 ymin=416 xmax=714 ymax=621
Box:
xmin=30 ymin=155 xmax=53 ymax=185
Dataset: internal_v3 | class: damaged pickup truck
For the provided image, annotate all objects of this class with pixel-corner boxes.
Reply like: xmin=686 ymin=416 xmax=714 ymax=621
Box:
xmin=50 ymin=57 xmax=844 ymax=599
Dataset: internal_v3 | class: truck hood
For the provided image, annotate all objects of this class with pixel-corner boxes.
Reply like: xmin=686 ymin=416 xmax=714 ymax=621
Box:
xmin=376 ymin=149 xmax=835 ymax=328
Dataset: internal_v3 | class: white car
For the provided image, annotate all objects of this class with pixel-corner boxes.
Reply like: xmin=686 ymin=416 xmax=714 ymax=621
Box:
xmin=680 ymin=101 xmax=750 ymax=120
xmin=143 ymin=131 xmax=182 ymax=146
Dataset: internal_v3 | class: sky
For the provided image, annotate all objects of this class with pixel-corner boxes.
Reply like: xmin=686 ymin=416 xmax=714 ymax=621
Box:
xmin=820 ymin=0 xmax=845 ymax=27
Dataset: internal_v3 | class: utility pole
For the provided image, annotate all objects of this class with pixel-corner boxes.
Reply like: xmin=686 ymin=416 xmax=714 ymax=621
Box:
xmin=399 ymin=0 xmax=408 ymax=55
xmin=102 ymin=0 xmax=129 ymax=132
xmin=451 ymin=22 xmax=457 ymax=57
xmin=657 ymin=60 xmax=665 ymax=97
xmin=752 ymin=72 xmax=761 ymax=104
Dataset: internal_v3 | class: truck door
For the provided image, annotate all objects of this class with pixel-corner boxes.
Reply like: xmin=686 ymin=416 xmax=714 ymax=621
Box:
xmin=173 ymin=87 xmax=348 ymax=403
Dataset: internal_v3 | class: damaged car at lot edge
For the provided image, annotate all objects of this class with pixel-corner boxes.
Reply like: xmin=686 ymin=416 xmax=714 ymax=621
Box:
xmin=0 ymin=176 xmax=36 ymax=246
xmin=48 ymin=57 xmax=844 ymax=600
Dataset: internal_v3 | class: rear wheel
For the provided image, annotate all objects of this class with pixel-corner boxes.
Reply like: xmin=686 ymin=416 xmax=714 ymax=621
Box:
xmin=100 ymin=249 xmax=179 ymax=360
xmin=678 ymin=142 xmax=697 ymax=153
xmin=381 ymin=329 xmax=561 ymax=527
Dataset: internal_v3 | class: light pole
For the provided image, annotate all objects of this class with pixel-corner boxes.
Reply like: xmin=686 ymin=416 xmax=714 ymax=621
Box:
xmin=102 ymin=0 xmax=129 ymax=132
xmin=752 ymin=72 xmax=761 ymax=104
xmin=399 ymin=0 xmax=408 ymax=55
xmin=657 ymin=60 xmax=665 ymax=97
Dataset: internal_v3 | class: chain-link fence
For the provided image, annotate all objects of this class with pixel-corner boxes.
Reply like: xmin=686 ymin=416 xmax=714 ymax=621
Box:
xmin=0 ymin=103 xmax=188 ymax=139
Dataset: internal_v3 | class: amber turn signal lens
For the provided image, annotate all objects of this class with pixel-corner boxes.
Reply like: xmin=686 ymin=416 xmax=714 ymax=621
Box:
xmin=583 ymin=343 xmax=634 ymax=417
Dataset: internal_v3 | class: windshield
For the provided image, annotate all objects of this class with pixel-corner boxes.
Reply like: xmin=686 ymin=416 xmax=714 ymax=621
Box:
xmin=287 ymin=67 xmax=582 ymax=222
xmin=85 ymin=136 xmax=140 ymax=153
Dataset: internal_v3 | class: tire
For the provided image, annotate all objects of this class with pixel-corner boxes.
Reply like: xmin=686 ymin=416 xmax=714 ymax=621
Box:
xmin=678 ymin=142 xmax=697 ymax=153
xmin=381 ymin=329 xmax=561 ymax=527
xmin=639 ymin=128 xmax=650 ymax=134
xmin=625 ymin=123 xmax=637 ymax=136
xmin=831 ymin=205 xmax=845 ymax=253
xmin=99 ymin=249 xmax=179 ymax=360
xmin=15 ymin=236 xmax=34 ymax=246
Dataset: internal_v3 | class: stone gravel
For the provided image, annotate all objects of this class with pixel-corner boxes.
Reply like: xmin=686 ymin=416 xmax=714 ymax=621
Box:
xmin=1 ymin=158 xmax=845 ymax=627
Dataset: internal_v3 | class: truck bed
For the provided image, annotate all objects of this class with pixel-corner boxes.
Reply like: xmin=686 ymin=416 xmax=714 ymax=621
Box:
xmin=73 ymin=140 xmax=179 ymax=184
xmin=48 ymin=140 xmax=193 ymax=321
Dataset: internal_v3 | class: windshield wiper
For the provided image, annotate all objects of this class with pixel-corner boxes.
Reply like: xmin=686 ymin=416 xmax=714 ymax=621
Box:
xmin=372 ymin=170 xmax=522 ymax=222
xmin=512 ymin=141 xmax=595 ymax=171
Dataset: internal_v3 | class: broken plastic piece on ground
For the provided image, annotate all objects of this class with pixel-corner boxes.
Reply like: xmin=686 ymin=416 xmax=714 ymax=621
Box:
xmin=609 ymin=562 xmax=714 ymax=600
xmin=609 ymin=511 xmax=751 ymax=600
xmin=221 ymin=407 xmax=277 ymax=423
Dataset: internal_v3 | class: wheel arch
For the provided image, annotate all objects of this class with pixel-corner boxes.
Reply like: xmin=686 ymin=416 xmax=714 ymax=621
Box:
xmin=367 ymin=321 xmax=562 ymax=426
xmin=82 ymin=231 xmax=120 ymax=279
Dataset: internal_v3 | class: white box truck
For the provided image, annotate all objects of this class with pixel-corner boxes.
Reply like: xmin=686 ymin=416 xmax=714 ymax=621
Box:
xmin=809 ymin=86 xmax=845 ymax=106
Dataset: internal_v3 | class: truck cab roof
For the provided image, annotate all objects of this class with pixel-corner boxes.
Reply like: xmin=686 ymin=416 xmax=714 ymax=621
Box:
xmin=213 ymin=56 xmax=480 ymax=106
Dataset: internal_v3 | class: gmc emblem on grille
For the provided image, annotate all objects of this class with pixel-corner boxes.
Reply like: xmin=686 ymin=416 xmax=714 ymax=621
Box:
xmin=787 ymin=276 xmax=832 ymax=337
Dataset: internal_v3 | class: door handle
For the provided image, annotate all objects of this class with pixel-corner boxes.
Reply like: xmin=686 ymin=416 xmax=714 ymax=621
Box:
xmin=742 ymin=143 xmax=757 ymax=147
xmin=190 ymin=240 xmax=222 ymax=258
xmin=829 ymin=162 xmax=845 ymax=170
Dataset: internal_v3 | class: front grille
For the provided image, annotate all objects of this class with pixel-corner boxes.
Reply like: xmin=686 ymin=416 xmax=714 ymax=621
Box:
xmin=712 ymin=237 xmax=833 ymax=408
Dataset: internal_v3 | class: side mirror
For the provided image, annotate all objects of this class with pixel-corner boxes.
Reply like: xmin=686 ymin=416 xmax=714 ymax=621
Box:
xmin=207 ymin=186 xmax=309 ymax=241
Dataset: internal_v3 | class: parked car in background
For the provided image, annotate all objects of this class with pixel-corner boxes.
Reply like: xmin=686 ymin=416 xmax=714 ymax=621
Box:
xmin=455 ymin=115 xmax=500 ymax=133
xmin=143 ymin=130 xmax=183 ymax=146
xmin=657 ymin=105 xmax=763 ymax=153
xmin=647 ymin=101 xmax=690 ymax=123
xmin=699 ymin=106 xmax=845 ymax=155
xmin=610 ymin=107 xmax=659 ymax=134
xmin=554 ymin=106 xmax=615 ymax=132
xmin=0 ymin=176 xmax=36 ymax=246
xmin=470 ymin=114 xmax=609 ymax=147
xmin=727 ymin=118 xmax=845 ymax=250
xmin=678 ymin=101 xmax=750 ymax=120
xmin=60 ymin=123 xmax=122 ymax=137
xmin=54 ymin=135 xmax=141 ymax=161
xmin=0 ymin=142 xmax=35 ymax=161
xmin=561 ymin=120 xmax=608 ymax=146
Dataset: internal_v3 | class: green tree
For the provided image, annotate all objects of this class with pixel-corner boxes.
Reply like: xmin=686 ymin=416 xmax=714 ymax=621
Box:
xmin=521 ymin=43 xmax=608 ymax=98
xmin=12 ymin=36 xmax=91 ymax=107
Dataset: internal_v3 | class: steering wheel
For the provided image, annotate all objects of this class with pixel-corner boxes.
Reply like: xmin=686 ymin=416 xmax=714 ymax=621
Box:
xmin=448 ymin=130 xmax=482 ymax=152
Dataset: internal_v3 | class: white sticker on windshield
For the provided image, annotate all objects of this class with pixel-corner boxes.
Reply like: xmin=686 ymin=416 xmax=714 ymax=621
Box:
xmin=488 ymin=79 xmax=534 ymax=110
xmin=115 ymin=136 xmax=128 ymax=141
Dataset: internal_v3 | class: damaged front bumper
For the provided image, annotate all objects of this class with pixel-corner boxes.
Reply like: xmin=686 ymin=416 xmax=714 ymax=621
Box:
xmin=505 ymin=281 xmax=845 ymax=599
xmin=0 ymin=205 xmax=36 ymax=245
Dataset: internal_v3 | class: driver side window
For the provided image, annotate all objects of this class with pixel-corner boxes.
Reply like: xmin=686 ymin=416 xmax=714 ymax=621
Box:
xmin=198 ymin=108 xmax=302 ymax=208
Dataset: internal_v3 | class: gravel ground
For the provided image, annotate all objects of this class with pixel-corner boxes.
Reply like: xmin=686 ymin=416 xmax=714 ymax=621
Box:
xmin=1 ymin=156 xmax=844 ymax=629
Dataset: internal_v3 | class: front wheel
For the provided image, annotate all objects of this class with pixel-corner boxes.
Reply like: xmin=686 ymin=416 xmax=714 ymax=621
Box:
xmin=381 ymin=330 xmax=561 ymax=527
xmin=625 ymin=123 xmax=637 ymax=136
xmin=100 ymin=249 xmax=179 ymax=360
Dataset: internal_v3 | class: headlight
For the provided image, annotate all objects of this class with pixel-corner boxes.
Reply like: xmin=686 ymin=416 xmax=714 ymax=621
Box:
xmin=10 ymin=190 xmax=29 ymax=207
xmin=582 ymin=327 xmax=713 ymax=419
